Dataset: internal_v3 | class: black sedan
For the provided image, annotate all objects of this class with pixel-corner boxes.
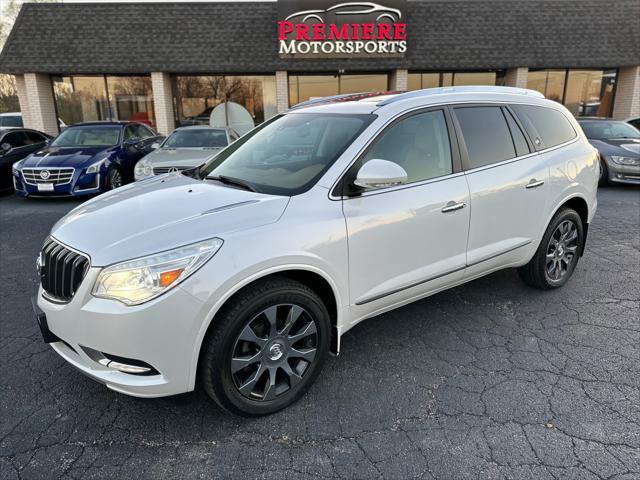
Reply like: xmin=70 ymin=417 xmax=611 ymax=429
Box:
xmin=0 ymin=128 xmax=52 ymax=194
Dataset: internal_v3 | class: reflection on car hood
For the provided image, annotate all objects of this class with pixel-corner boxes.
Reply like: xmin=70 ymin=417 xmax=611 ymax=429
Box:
xmin=144 ymin=147 xmax=222 ymax=167
xmin=21 ymin=146 xmax=113 ymax=168
xmin=51 ymin=174 xmax=289 ymax=266
xmin=590 ymin=138 xmax=640 ymax=156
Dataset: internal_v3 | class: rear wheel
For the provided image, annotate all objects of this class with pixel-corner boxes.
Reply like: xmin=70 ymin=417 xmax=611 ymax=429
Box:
xmin=518 ymin=208 xmax=583 ymax=289
xmin=200 ymin=277 xmax=330 ymax=416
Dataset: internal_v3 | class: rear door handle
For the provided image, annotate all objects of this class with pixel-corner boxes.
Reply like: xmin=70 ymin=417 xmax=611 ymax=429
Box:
xmin=525 ymin=179 xmax=545 ymax=189
xmin=441 ymin=201 xmax=466 ymax=213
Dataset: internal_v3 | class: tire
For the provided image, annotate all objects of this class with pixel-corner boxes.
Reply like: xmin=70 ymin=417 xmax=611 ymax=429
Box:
xmin=107 ymin=166 xmax=123 ymax=190
xmin=200 ymin=277 xmax=331 ymax=416
xmin=598 ymin=159 xmax=609 ymax=187
xmin=518 ymin=207 xmax=584 ymax=290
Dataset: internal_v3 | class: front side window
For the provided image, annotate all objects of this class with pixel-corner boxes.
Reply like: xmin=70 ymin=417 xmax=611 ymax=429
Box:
xmin=454 ymin=106 xmax=516 ymax=169
xmin=201 ymin=113 xmax=374 ymax=195
xmin=360 ymin=110 xmax=453 ymax=185
xmin=25 ymin=131 xmax=47 ymax=145
xmin=51 ymin=126 xmax=120 ymax=147
xmin=163 ymin=129 xmax=229 ymax=148
xmin=123 ymin=125 xmax=138 ymax=141
xmin=512 ymin=105 xmax=576 ymax=149
xmin=3 ymin=131 xmax=27 ymax=148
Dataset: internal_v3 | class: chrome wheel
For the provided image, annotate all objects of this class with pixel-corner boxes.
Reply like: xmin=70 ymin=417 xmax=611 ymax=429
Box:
xmin=108 ymin=168 xmax=123 ymax=189
xmin=546 ymin=219 xmax=579 ymax=281
xmin=230 ymin=304 xmax=318 ymax=401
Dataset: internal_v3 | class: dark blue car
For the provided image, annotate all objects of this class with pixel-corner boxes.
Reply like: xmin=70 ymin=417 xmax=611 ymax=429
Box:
xmin=13 ymin=122 xmax=163 ymax=197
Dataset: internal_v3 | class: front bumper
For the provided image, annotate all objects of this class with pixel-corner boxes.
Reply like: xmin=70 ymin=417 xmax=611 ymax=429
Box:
xmin=13 ymin=169 xmax=104 ymax=197
xmin=36 ymin=267 xmax=207 ymax=397
xmin=606 ymin=161 xmax=640 ymax=185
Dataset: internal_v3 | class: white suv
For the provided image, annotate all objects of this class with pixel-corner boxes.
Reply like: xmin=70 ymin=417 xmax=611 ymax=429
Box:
xmin=34 ymin=87 xmax=598 ymax=415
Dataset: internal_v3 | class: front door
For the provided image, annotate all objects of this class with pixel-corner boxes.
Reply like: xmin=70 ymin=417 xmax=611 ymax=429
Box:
xmin=342 ymin=108 xmax=470 ymax=310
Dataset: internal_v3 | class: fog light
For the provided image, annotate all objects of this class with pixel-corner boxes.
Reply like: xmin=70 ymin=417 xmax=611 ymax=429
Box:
xmin=98 ymin=358 xmax=151 ymax=374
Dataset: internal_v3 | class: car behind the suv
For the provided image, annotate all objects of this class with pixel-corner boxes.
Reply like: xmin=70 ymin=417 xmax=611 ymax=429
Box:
xmin=33 ymin=86 xmax=598 ymax=415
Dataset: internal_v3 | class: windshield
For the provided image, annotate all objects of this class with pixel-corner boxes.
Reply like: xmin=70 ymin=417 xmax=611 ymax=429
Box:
xmin=580 ymin=121 xmax=640 ymax=140
xmin=163 ymin=129 xmax=228 ymax=148
xmin=52 ymin=126 xmax=120 ymax=147
xmin=200 ymin=112 xmax=374 ymax=195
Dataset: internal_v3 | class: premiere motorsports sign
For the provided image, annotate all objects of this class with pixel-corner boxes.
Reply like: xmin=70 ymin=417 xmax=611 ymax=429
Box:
xmin=278 ymin=1 xmax=407 ymax=58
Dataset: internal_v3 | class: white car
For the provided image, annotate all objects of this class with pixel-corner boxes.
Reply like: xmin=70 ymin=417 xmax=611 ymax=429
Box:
xmin=34 ymin=86 xmax=598 ymax=415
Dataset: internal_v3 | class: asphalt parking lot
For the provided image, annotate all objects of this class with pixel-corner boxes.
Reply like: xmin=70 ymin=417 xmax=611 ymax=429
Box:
xmin=1 ymin=186 xmax=638 ymax=480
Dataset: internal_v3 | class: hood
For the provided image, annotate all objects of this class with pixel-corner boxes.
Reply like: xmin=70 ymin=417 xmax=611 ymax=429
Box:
xmin=144 ymin=147 xmax=221 ymax=167
xmin=589 ymin=138 xmax=640 ymax=157
xmin=21 ymin=146 xmax=113 ymax=168
xmin=50 ymin=174 xmax=289 ymax=266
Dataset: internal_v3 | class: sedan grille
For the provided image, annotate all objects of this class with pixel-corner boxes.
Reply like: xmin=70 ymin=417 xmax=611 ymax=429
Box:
xmin=40 ymin=238 xmax=90 ymax=302
xmin=153 ymin=166 xmax=189 ymax=175
xmin=23 ymin=168 xmax=74 ymax=185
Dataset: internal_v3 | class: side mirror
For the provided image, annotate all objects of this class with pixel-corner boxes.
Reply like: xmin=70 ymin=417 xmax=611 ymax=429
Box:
xmin=0 ymin=142 xmax=11 ymax=155
xmin=150 ymin=142 xmax=161 ymax=150
xmin=354 ymin=159 xmax=408 ymax=190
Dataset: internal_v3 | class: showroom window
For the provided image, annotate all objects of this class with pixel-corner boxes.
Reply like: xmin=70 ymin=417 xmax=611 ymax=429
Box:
xmin=173 ymin=75 xmax=276 ymax=127
xmin=288 ymin=74 xmax=388 ymax=106
xmin=527 ymin=69 xmax=617 ymax=117
xmin=407 ymin=71 xmax=501 ymax=91
xmin=53 ymin=75 xmax=155 ymax=128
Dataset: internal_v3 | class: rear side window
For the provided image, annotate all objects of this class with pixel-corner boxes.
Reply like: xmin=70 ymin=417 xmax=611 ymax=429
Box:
xmin=512 ymin=104 xmax=576 ymax=149
xmin=454 ymin=106 xmax=516 ymax=169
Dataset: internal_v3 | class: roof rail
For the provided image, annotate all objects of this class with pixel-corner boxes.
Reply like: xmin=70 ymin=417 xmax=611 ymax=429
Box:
xmin=290 ymin=91 xmax=399 ymax=110
xmin=376 ymin=86 xmax=545 ymax=107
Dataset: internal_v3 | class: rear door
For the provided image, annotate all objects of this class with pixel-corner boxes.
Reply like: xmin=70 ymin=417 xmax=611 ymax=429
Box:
xmin=452 ymin=104 xmax=548 ymax=268
xmin=342 ymin=108 xmax=470 ymax=310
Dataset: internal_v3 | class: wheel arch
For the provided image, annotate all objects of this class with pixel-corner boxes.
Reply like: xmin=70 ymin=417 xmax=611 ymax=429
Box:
xmin=190 ymin=265 xmax=343 ymax=390
xmin=544 ymin=193 xmax=590 ymax=257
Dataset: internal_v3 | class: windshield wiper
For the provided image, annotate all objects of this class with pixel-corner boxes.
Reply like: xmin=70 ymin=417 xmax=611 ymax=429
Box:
xmin=207 ymin=175 xmax=258 ymax=192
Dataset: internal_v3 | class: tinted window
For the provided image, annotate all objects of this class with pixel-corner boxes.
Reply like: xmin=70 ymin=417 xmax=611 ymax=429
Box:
xmin=504 ymin=109 xmax=530 ymax=157
xmin=455 ymin=107 xmax=516 ymax=169
xmin=25 ymin=131 xmax=47 ymax=145
xmin=164 ymin=129 xmax=229 ymax=148
xmin=512 ymin=105 xmax=576 ymax=148
xmin=362 ymin=110 xmax=453 ymax=185
xmin=3 ymin=132 xmax=28 ymax=148
xmin=124 ymin=125 xmax=137 ymax=141
xmin=578 ymin=121 xmax=640 ymax=140
xmin=135 ymin=124 xmax=155 ymax=139
xmin=0 ymin=115 xmax=23 ymax=127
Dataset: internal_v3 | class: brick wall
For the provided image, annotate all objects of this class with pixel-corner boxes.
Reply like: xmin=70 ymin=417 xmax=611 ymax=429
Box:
xmin=276 ymin=71 xmax=289 ymax=112
xmin=504 ymin=68 xmax=528 ymax=88
xmin=389 ymin=69 xmax=408 ymax=92
xmin=23 ymin=73 xmax=58 ymax=136
xmin=151 ymin=72 xmax=175 ymax=135
xmin=13 ymin=74 xmax=32 ymax=127
xmin=612 ymin=66 xmax=640 ymax=119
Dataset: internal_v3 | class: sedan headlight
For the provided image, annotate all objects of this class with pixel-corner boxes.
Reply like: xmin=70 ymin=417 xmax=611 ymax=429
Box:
xmin=86 ymin=158 xmax=107 ymax=174
xmin=92 ymin=238 xmax=223 ymax=305
xmin=610 ymin=156 xmax=640 ymax=166
xmin=12 ymin=160 xmax=23 ymax=174
xmin=134 ymin=157 xmax=153 ymax=180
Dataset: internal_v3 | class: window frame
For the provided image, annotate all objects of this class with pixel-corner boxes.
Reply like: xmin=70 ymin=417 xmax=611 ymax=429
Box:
xmin=510 ymin=103 xmax=578 ymax=151
xmin=333 ymin=106 xmax=463 ymax=198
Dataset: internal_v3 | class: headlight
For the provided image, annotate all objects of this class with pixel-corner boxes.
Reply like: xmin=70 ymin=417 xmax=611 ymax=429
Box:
xmin=12 ymin=161 xmax=23 ymax=174
xmin=134 ymin=158 xmax=153 ymax=180
xmin=92 ymin=238 xmax=223 ymax=305
xmin=610 ymin=156 xmax=639 ymax=166
xmin=86 ymin=158 xmax=107 ymax=174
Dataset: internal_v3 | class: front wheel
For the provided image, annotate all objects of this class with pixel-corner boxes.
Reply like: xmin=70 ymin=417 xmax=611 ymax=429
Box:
xmin=107 ymin=166 xmax=123 ymax=190
xmin=518 ymin=208 xmax=584 ymax=289
xmin=200 ymin=277 xmax=330 ymax=416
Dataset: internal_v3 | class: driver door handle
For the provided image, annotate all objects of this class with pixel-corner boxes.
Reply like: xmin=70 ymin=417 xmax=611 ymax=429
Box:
xmin=441 ymin=201 xmax=466 ymax=213
xmin=525 ymin=179 xmax=545 ymax=189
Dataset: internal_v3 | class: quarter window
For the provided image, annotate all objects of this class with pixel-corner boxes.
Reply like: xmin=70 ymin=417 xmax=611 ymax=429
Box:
xmin=512 ymin=105 xmax=576 ymax=149
xmin=454 ymin=107 xmax=516 ymax=169
xmin=361 ymin=110 xmax=453 ymax=185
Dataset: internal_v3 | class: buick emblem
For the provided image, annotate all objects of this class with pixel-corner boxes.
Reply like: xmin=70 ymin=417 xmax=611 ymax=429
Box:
xmin=39 ymin=170 xmax=50 ymax=180
xmin=168 ymin=167 xmax=179 ymax=173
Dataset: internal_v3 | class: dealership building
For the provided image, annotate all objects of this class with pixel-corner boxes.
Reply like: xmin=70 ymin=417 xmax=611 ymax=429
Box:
xmin=0 ymin=0 xmax=638 ymax=137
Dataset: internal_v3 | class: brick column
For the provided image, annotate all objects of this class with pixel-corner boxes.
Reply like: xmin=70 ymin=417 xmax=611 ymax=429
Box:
xmin=23 ymin=73 xmax=58 ymax=136
xmin=612 ymin=65 xmax=640 ymax=120
xmin=389 ymin=69 xmax=408 ymax=91
xmin=276 ymin=71 xmax=289 ymax=112
xmin=504 ymin=68 xmax=528 ymax=88
xmin=151 ymin=72 xmax=175 ymax=135
xmin=13 ymin=74 xmax=32 ymax=127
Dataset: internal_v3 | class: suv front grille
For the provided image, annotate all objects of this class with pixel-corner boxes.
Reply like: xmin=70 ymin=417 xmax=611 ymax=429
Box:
xmin=40 ymin=238 xmax=90 ymax=302
xmin=23 ymin=168 xmax=74 ymax=185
